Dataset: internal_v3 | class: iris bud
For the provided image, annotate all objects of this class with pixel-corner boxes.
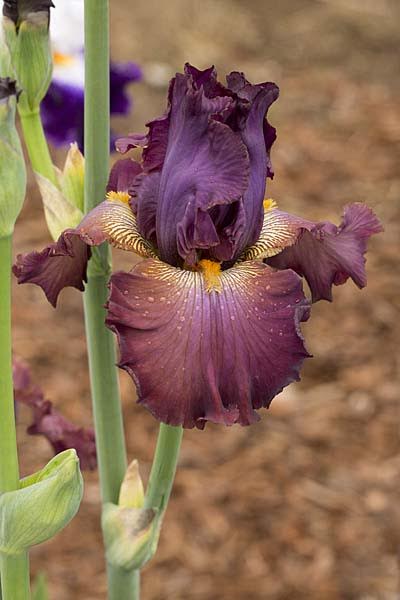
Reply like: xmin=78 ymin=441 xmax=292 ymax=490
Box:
xmin=0 ymin=76 xmax=26 ymax=236
xmin=102 ymin=460 xmax=158 ymax=571
xmin=37 ymin=142 xmax=84 ymax=240
xmin=2 ymin=0 xmax=54 ymax=113
xmin=0 ymin=449 xmax=83 ymax=555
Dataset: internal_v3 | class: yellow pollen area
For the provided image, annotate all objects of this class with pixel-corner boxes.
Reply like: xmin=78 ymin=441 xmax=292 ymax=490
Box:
xmin=263 ymin=198 xmax=278 ymax=211
xmin=198 ymin=260 xmax=222 ymax=293
xmin=53 ymin=51 xmax=75 ymax=66
xmin=106 ymin=190 xmax=131 ymax=204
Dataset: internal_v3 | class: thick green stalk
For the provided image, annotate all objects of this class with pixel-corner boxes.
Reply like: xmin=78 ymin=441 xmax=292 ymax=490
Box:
xmin=83 ymin=1 xmax=139 ymax=597
xmin=0 ymin=236 xmax=30 ymax=600
xmin=144 ymin=425 xmax=183 ymax=514
xmin=18 ymin=110 xmax=57 ymax=185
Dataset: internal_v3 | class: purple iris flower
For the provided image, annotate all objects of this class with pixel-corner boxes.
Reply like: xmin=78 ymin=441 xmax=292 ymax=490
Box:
xmin=13 ymin=64 xmax=382 ymax=429
xmin=41 ymin=60 xmax=142 ymax=149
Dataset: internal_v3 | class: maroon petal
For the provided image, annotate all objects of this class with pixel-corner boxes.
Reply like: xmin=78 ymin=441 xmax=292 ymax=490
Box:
xmin=266 ymin=203 xmax=383 ymax=302
xmin=13 ymin=200 xmax=154 ymax=307
xmin=13 ymin=358 xmax=97 ymax=470
xmin=106 ymin=259 xmax=310 ymax=429
xmin=13 ymin=229 xmax=90 ymax=307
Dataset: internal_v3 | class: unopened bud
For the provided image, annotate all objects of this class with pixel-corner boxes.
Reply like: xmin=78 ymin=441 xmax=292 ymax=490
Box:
xmin=102 ymin=460 xmax=158 ymax=571
xmin=2 ymin=0 xmax=54 ymax=113
xmin=0 ymin=449 xmax=83 ymax=555
xmin=0 ymin=76 xmax=26 ymax=235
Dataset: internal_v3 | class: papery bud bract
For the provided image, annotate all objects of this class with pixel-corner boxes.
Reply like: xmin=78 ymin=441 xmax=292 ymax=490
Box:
xmin=2 ymin=0 xmax=53 ymax=113
xmin=102 ymin=503 xmax=157 ymax=571
xmin=102 ymin=459 xmax=158 ymax=571
xmin=36 ymin=143 xmax=84 ymax=240
xmin=61 ymin=142 xmax=84 ymax=212
xmin=0 ymin=449 xmax=83 ymax=555
xmin=0 ymin=76 xmax=26 ymax=235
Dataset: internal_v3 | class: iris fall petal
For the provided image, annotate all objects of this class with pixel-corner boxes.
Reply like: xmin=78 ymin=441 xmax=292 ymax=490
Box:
xmin=13 ymin=200 xmax=154 ymax=306
xmin=106 ymin=259 xmax=310 ymax=428
xmin=266 ymin=203 xmax=383 ymax=302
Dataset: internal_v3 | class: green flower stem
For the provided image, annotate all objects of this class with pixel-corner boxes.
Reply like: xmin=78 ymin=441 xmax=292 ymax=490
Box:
xmin=144 ymin=425 xmax=183 ymax=514
xmin=0 ymin=235 xmax=30 ymax=600
xmin=84 ymin=0 xmax=138 ymax=597
xmin=18 ymin=110 xmax=57 ymax=186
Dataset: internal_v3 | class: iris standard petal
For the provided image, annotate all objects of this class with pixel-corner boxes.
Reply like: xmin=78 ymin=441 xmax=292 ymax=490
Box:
xmin=226 ymin=72 xmax=279 ymax=257
xmin=155 ymin=73 xmax=249 ymax=266
xmin=265 ymin=203 xmax=383 ymax=302
xmin=106 ymin=259 xmax=310 ymax=429
xmin=13 ymin=200 xmax=155 ymax=306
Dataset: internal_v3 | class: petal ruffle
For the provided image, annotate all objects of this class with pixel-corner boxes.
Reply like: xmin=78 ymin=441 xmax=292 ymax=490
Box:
xmin=13 ymin=229 xmax=90 ymax=307
xmin=266 ymin=203 xmax=383 ymax=302
xmin=106 ymin=259 xmax=310 ymax=429
xmin=226 ymin=72 xmax=279 ymax=256
xmin=13 ymin=200 xmax=155 ymax=307
xmin=155 ymin=73 xmax=249 ymax=265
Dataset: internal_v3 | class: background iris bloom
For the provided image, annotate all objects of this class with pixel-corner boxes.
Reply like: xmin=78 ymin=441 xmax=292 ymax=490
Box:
xmin=40 ymin=0 xmax=142 ymax=148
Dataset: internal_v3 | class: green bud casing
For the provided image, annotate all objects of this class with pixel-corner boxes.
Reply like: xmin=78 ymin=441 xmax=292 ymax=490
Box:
xmin=0 ymin=77 xmax=26 ymax=236
xmin=101 ymin=460 xmax=158 ymax=571
xmin=0 ymin=449 xmax=83 ymax=555
xmin=102 ymin=503 xmax=157 ymax=571
xmin=2 ymin=1 xmax=53 ymax=113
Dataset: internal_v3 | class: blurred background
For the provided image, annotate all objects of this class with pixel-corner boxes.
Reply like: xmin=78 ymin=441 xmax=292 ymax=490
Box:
xmin=13 ymin=0 xmax=399 ymax=598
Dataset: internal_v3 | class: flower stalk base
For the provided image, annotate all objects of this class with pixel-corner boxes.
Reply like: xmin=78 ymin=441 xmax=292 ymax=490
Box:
xmin=0 ymin=235 xmax=30 ymax=599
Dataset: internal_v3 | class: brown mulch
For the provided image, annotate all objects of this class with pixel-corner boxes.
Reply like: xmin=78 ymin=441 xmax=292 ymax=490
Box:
xmin=12 ymin=1 xmax=399 ymax=598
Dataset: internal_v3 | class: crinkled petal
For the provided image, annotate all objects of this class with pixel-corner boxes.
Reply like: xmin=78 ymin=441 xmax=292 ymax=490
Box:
xmin=266 ymin=203 xmax=383 ymax=302
xmin=155 ymin=73 xmax=249 ymax=265
xmin=13 ymin=201 xmax=155 ymax=306
xmin=13 ymin=229 xmax=90 ymax=307
xmin=226 ymin=73 xmax=279 ymax=257
xmin=106 ymin=259 xmax=310 ymax=429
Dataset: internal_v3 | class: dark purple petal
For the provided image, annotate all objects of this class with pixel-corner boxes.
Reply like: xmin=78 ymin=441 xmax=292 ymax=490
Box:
xmin=131 ymin=171 xmax=161 ymax=243
xmin=110 ymin=61 xmax=142 ymax=115
xmin=106 ymin=259 xmax=310 ymax=429
xmin=226 ymin=72 xmax=279 ymax=256
xmin=266 ymin=203 xmax=383 ymax=302
xmin=155 ymin=73 xmax=249 ymax=265
xmin=107 ymin=158 xmax=142 ymax=194
xmin=13 ymin=358 xmax=97 ymax=470
xmin=13 ymin=229 xmax=90 ymax=307
xmin=116 ymin=114 xmax=170 ymax=173
xmin=13 ymin=200 xmax=154 ymax=307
